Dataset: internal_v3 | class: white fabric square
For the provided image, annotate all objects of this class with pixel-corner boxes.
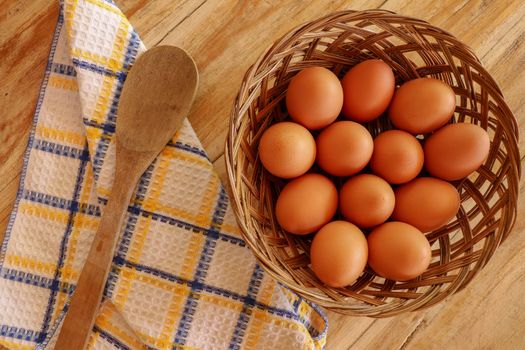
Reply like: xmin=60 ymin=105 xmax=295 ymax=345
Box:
xmin=4 ymin=205 xmax=66 ymax=278
xmin=134 ymin=218 xmax=198 ymax=277
xmin=0 ymin=278 xmax=51 ymax=331
xmin=70 ymin=1 xmax=122 ymax=59
xmin=204 ymin=239 xmax=256 ymax=296
xmin=185 ymin=296 xmax=240 ymax=350
xmin=39 ymin=83 xmax=84 ymax=136
xmin=25 ymin=149 xmax=82 ymax=201
xmin=114 ymin=273 xmax=186 ymax=344
xmin=154 ymin=156 xmax=216 ymax=222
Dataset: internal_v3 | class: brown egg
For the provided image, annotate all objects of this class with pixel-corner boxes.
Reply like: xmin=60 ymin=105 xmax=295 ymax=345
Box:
xmin=316 ymin=121 xmax=374 ymax=176
xmin=424 ymin=123 xmax=490 ymax=181
xmin=310 ymin=221 xmax=368 ymax=287
xmin=341 ymin=59 xmax=395 ymax=122
xmin=276 ymin=173 xmax=338 ymax=235
xmin=340 ymin=174 xmax=395 ymax=228
xmin=370 ymin=130 xmax=424 ymax=184
xmin=393 ymin=177 xmax=460 ymax=232
xmin=388 ymin=78 xmax=456 ymax=134
xmin=286 ymin=67 xmax=343 ymax=130
xmin=258 ymin=122 xmax=316 ymax=179
xmin=367 ymin=222 xmax=431 ymax=281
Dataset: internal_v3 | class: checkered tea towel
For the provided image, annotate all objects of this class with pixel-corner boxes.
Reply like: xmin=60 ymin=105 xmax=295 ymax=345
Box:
xmin=0 ymin=0 xmax=328 ymax=349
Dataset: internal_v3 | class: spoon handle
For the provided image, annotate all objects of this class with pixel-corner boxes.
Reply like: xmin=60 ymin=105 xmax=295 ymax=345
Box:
xmin=55 ymin=149 xmax=147 ymax=350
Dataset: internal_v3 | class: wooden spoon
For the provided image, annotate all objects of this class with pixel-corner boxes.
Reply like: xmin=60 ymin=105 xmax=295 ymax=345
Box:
xmin=54 ymin=46 xmax=199 ymax=350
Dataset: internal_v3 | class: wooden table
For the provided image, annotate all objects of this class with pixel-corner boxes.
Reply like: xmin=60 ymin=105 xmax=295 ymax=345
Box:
xmin=1 ymin=1 xmax=524 ymax=349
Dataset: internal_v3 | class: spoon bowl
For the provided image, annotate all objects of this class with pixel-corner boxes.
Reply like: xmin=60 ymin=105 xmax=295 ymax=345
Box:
xmin=118 ymin=46 xmax=198 ymax=152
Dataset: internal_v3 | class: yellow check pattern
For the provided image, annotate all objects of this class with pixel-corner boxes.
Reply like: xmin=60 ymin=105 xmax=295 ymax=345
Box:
xmin=0 ymin=1 xmax=327 ymax=349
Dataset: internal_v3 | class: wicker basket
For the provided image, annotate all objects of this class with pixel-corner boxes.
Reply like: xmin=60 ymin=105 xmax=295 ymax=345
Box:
xmin=225 ymin=10 xmax=521 ymax=317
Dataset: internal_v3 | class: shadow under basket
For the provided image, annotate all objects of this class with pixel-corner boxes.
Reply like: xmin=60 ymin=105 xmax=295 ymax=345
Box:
xmin=225 ymin=10 xmax=521 ymax=317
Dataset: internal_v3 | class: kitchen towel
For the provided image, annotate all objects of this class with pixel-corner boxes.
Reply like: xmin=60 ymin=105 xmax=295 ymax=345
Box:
xmin=0 ymin=0 xmax=327 ymax=349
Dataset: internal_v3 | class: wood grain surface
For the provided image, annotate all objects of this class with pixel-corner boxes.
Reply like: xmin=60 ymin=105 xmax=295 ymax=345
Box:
xmin=1 ymin=1 xmax=524 ymax=349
